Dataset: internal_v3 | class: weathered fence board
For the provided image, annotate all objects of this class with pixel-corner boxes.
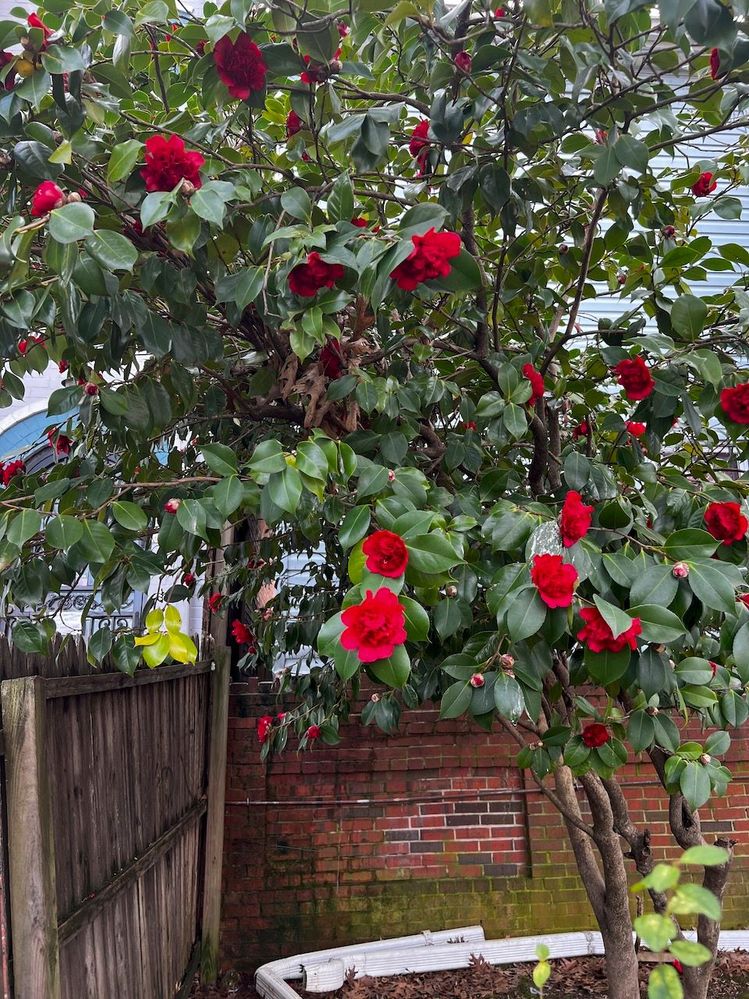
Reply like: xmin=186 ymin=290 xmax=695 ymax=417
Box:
xmin=0 ymin=647 xmax=226 ymax=999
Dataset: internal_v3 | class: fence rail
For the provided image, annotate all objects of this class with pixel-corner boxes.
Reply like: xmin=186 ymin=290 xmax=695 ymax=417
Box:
xmin=0 ymin=649 xmax=229 ymax=999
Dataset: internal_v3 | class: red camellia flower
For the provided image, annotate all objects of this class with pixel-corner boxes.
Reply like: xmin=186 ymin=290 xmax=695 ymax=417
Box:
xmin=213 ymin=31 xmax=267 ymax=99
xmin=454 ymin=50 xmax=472 ymax=73
xmin=691 ymin=171 xmax=717 ymax=197
xmin=408 ymin=119 xmax=431 ymax=175
xmin=613 ymin=356 xmax=654 ymax=400
xmin=462 ymin=420 xmax=477 ymax=431
xmin=340 ymin=587 xmax=407 ymax=663
xmin=710 ymin=660 xmax=719 ymax=676
xmin=351 ymin=216 xmax=368 ymax=228
xmin=582 ymin=723 xmax=610 ymax=749
xmin=47 ymin=429 xmax=71 ymax=456
xmin=1 ymin=459 xmax=25 ymax=486
xmin=577 ymin=607 xmax=642 ymax=654
xmin=58 ymin=359 xmax=69 ymax=373
xmin=362 ymin=530 xmax=409 ymax=578
xmin=28 ymin=11 xmax=52 ymax=44
xmin=306 ymin=724 xmax=322 ymax=740
xmin=286 ymin=110 xmax=303 ymax=137
xmin=140 ymin=135 xmax=205 ymax=193
xmin=390 ymin=228 xmax=462 ymax=291
xmin=522 ymin=363 xmax=544 ymax=405
xmin=560 ymin=490 xmax=594 ymax=548
xmin=739 ymin=594 xmax=749 ymax=610
xmin=704 ymin=501 xmax=748 ymax=545
xmin=288 ymin=252 xmax=345 ymax=297
xmin=257 ymin=714 xmax=273 ymax=744
xmin=195 ymin=40 xmax=206 ymax=56
xmin=672 ymin=960 xmax=684 ymax=976
xmin=319 ymin=338 xmax=344 ymax=378
xmin=231 ymin=619 xmax=256 ymax=648
xmin=337 ymin=21 xmax=350 ymax=37
xmin=531 ymin=554 xmax=579 ymax=608
xmin=164 ymin=497 xmax=181 ymax=514
xmin=572 ymin=419 xmax=589 ymax=440
xmin=208 ymin=593 xmax=223 ymax=613
xmin=183 ymin=571 xmax=196 ymax=586
xmin=720 ymin=383 xmax=749 ymax=424
xmin=31 ymin=180 xmax=64 ymax=217
xmin=626 ymin=421 xmax=646 ymax=437
xmin=0 ymin=52 xmax=15 ymax=91
xmin=710 ymin=48 xmax=721 ymax=79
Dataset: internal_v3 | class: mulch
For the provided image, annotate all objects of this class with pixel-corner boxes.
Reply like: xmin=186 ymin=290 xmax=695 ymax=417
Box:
xmin=190 ymin=951 xmax=749 ymax=998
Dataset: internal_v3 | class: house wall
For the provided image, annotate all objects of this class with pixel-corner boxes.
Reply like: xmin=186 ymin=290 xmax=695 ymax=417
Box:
xmin=220 ymin=680 xmax=749 ymax=972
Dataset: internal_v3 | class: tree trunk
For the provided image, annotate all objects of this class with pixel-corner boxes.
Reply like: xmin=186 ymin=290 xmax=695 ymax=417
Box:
xmin=553 ymin=768 xmax=641 ymax=999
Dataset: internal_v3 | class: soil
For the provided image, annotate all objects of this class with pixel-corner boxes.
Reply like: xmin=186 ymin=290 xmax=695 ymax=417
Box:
xmin=190 ymin=951 xmax=749 ymax=998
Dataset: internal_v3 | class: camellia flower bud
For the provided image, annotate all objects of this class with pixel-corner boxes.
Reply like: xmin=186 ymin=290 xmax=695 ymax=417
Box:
xmin=65 ymin=191 xmax=82 ymax=204
xmin=559 ymin=243 xmax=569 ymax=254
xmin=387 ymin=469 xmax=396 ymax=482
xmin=469 ymin=673 xmax=485 ymax=688
xmin=646 ymin=705 xmax=659 ymax=716
xmin=370 ymin=693 xmax=380 ymax=703
xmin=662 ymin=225 xmax=676 ymax=238
xmin=617 ymin=272 xmax=627 ymax=285
xmin=499 ymin=653 xmax=515 ymax=669
xmin=181 ymin=179 xmax=197 ymax=197
xmin=83 ymin=382 xmax=98 ymax=396
xmin=700 ymin=753 xmax=712 ymax=765
xmin=164 ymin=498 xmax=181 ymax=514
xmin=445 ymin=584 xmax=458 ymax=598
xmin=672 ymin=562 xmax=689 ymax=578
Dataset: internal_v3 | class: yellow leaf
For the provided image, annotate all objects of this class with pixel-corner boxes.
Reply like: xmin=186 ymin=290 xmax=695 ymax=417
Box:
xmin=141 ymin=633 xmax=170 ymax=668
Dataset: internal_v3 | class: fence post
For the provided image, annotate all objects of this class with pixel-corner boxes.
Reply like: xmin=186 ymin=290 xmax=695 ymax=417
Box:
xmin=1 ymin=676 xmax=60 ymax=999
xmin=200 ymin=645 xmax=230 ymax=984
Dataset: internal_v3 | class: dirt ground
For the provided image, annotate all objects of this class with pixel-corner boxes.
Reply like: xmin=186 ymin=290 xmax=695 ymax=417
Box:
xmin=191 ymin=951 xmax=749 ymax=998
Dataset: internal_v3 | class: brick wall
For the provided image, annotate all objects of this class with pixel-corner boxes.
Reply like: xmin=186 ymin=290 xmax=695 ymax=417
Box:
xmin=220 ymin=681 xmax=749 ymax=971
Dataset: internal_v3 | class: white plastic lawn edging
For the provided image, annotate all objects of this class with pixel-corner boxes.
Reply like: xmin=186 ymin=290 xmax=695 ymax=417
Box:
xmin=254 ymin=926 xmax=749 ymax=997
xmin=254 ymin=925 xmax=485 ymax=999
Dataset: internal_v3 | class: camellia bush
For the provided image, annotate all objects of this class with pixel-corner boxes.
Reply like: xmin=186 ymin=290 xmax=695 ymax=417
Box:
xmin=1 ymin=0 xmax=749 ymax=995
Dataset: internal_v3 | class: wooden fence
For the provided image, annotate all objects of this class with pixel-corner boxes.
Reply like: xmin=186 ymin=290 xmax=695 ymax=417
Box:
xmin=0 ymin=637 xmax=230 ymax=999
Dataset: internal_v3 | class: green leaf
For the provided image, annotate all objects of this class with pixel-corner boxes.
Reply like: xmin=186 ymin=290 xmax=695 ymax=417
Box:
xmin=679 ymin=762 xmax=711 ymax=810
xmin=46 ymin=515 xmax=83 ymax=549
xmin=664 ymin=529 xmax=719 ymax=561
xmin=669 ymin=882 xmax=721 ymax=920
xmin=628 ymin=710 xmax=655 ymax=752
xmin=647 ymin=964 xmax=683 ymax=999
xmin=494 ymin=673 xmax=525 ymax=722
xmin=248 ymin=440 xmax=287 ymax=475
xmin=111 ymin=501 xmax=148 ymax=532
xmin=594 ymin=145 xmax=621 ymax=185
xmin=689 ymin=562 xmax=737 ymax=614
xmin=135 ymin=0 xmax=169 ymax=24
xmin=190 ymin=181 xmax=233 ymax=225
xmin=13 ymin=619 xmax=48 ymax=654
xmin=400 ymin=596 xmax=429 ymax=642
xmin=201 ymin=443 xmax=238 ymax=477
xmin=48 ymin=203 xmax=95 ymax=244
xmin=440 ymin=680 xmax=472 ymax=719
xmin=671 ymin=295 xmax=707 ymax=339
xmin=7 ymin=509 xmax=41 ymax=547
xmin=85 ymin=230 xmax=138 ymax=272
xmin=369 ymin=644 xmax=410 ymax=688
xmin=684 ymin=0 xmax=736 ymax=47
xmin=630 ymin=565 xmax=679 ymax=608
xmin=564 ymin=453 xmax=591 ymax=490
xmin=76 ymin=521 xmax=115 ymax=563
xmin=102 ymin=10 xmax=135 ymax=35
xmin=280 ymin=186 xmax=312 ymax=221
xmin=593 ymin=595 xmax=634 ymax=639
xmin=679 ymin=845 xmax=729 ymax=867
xmin=340 ymin=506 xmax=371 ymax=549
xmin=634 ymin=912 xmax=675 ymax=951
xmin=176 ymin=499 xmax=208 ymax=540
xmin=507 ymin=588 xmax=546 ymax=642
xmin=212 ymin=476 xmax=245 ymax=518
xmin=628 ymin=605 xmax=687 ymax=644
xmin=584 ymin=646 xmax=632 ymax=683
xmin=215 ymin=267 xmax=264 ymax=310
xmin=406 ymin=534 xmax=460 ymax=574
xmin=88 ymin=626 xmax=113 ymax=663
xmin=42 ymin=44 xmax=88 ymax=74
xmin=328 ymin=173 xmax=354 ymax=222
xmin=614 ymin=134 xmax=649 ymax=173
xmin=668 ymin=939 xmax=711 ymax=967
xmin=267 ymin=467 xmax=303 ymax=515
